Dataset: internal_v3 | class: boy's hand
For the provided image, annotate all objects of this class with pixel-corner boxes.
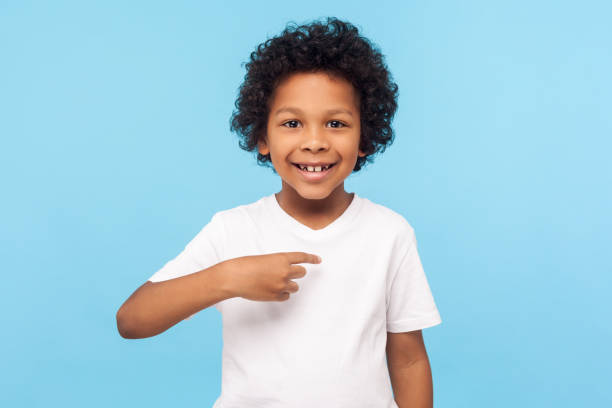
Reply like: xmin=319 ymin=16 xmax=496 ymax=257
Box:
xmin=224 ymin=252 xmax=321 ymax=302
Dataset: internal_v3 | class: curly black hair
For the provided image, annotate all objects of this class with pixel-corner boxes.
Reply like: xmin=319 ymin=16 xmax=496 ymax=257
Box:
xmin=229 ymin=17 xmax=399 ymax=173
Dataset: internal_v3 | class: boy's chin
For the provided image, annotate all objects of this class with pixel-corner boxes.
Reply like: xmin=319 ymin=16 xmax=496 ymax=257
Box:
xmin=283 ymin=183 xmax=345 ymax=201
xmin=296 ymin=190 xmax=335 ymax=200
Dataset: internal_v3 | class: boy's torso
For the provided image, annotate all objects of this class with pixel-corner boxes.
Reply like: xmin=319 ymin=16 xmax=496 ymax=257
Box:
xmin=211 ymin=194 xmax=404 ymax=407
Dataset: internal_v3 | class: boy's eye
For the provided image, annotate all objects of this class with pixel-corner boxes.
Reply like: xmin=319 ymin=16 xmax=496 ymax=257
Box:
xmin=327 ymin=120 xmax=346 ymax=128
xmin=282 ymin=120 xmax=300 ymax=128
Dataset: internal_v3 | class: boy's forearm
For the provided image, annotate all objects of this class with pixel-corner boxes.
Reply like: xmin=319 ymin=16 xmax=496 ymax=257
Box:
xmin=388 ymin=358 xmax=434 ymax=408
xmin=116 ymin=261 xmax=234 ymax=339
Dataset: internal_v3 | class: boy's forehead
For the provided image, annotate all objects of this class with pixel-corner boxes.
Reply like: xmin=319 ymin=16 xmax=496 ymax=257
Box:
xmin=270 ymin=71 xmax=360 ymax=112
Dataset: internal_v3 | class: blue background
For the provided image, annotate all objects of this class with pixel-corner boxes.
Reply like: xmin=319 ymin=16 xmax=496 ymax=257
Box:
xmin=2 ymin=1 xmax=610 ymax=406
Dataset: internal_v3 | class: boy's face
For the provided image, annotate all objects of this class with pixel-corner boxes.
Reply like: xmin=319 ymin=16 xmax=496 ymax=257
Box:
xmin=258 ymin=71 xmax=365 ymax=201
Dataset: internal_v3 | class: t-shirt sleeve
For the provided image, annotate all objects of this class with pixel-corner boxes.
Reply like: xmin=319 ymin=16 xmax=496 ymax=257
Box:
xmin=386 ymin=225 xmax=442 ymax=332
xmin=147 ymin=212 xmax=226 ymax=318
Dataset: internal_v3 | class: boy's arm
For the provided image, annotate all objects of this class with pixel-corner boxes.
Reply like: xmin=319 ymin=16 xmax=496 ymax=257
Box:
xmin=386 ymin=330 xmax=434 ymax=408
xmin=116 ymin=261 xmax=234 ymax=339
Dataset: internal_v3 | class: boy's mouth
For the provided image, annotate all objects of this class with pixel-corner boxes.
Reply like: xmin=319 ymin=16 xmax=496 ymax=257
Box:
xmin=291 ymin=162 xmax=337 ymax=181
xmin=292 ymin=162 xmax=336 ymax=172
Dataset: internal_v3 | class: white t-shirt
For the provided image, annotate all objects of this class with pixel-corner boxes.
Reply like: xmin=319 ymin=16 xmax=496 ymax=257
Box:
xmin=148 ymin=192 xmax=442 ymax=408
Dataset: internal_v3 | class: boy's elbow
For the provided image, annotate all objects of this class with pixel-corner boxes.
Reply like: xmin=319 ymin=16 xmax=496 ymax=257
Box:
xmin=116 ymin=307 xmax=138 ymax=339
xmin=116 ymin=306 xmax=164 ymax=339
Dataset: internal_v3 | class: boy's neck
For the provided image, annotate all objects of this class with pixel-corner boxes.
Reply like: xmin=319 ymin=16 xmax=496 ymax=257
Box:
xmin=275 ymin=185 xmax=354 ymax=230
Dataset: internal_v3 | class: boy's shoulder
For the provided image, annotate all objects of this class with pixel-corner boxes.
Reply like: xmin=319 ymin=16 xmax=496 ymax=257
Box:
xmin=360 ymin=197 xmax=419 ymax=254
xmin=209 ymin=195 xmax=269 ymax=222
xmin=359 ymin=195 xmax=415 ymax=233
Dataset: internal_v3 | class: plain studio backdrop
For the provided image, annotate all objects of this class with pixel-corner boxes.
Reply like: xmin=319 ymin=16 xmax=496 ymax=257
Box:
xmin=1 ymin=1 xmax=610 ymax=407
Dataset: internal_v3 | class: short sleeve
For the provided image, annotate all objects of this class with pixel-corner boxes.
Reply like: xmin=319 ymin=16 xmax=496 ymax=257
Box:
xmin=148 ymin=212 xmax=226 ymax=317
xmin=386 ymin=226 xmax=442 ymax=332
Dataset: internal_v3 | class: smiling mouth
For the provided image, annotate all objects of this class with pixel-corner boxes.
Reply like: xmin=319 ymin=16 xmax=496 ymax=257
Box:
xmin=292 ymin=163 xmax=337 ymax=171
xmin=291 ymin=162 xmax=337 ymax=181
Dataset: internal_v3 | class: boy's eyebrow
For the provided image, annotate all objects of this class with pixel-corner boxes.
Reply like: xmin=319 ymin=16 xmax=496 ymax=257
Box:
xmin=274 ymin=107 xmax=353 ymax=117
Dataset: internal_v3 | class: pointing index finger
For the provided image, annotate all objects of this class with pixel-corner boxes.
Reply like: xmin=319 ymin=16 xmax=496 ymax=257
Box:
xmin=289 ymin=252 xmax=322 ymax=264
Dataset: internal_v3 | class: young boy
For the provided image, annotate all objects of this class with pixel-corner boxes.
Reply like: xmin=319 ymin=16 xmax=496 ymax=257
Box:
xmin=116 ymin=17 xmax=442 ymax=408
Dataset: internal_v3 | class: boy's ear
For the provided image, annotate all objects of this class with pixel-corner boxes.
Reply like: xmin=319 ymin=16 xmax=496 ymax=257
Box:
xmin=358 ymin=149 xmax=367 ymax=158
xmin=257 ymin=135 xmax=269 ymax=155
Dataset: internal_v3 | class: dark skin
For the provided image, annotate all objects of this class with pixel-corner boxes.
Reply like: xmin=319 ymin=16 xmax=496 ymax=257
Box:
xmin=258 ymin=70 xmax=365 ymax=230
xmin=259 ymin=70 xmax=435 ymax=407
xmin=386 ymin=330 xmax=434 ymax=407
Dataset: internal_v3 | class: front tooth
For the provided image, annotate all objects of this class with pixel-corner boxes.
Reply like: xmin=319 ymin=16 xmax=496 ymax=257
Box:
xmin=314 ymin=166 xmax=322 ymax=172
xmin=307 ymin=166 xmax=315 ymax=172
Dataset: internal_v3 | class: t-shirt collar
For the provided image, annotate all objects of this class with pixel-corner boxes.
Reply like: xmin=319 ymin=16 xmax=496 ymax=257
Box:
xmin=265 ymin=191 xmax=363 ymax=239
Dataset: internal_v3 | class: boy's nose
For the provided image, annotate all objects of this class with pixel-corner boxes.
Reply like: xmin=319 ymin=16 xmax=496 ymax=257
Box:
xmin=300 ymin=128 xmax=330 ymax=151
